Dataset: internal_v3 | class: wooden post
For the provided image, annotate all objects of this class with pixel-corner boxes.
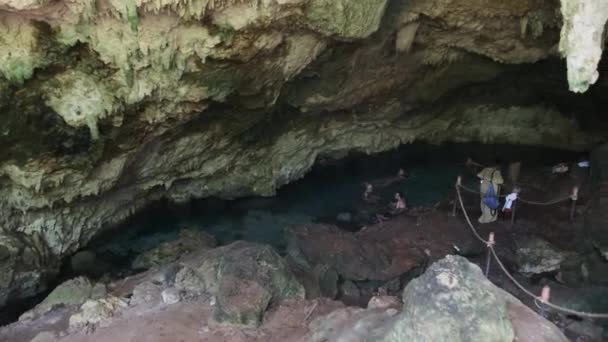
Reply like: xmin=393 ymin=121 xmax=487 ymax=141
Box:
xmin=570 ymin=186 xmax=579 ymax=222
xmin=539 ymin=285 xmax=551 ymax=318
xmin=452 ymin=176 xmax=462 ymax=217
xmin=510 ymin=199 xmax=517 ymax=227
xmin=485 ymin=232 xmax=495 ymax=277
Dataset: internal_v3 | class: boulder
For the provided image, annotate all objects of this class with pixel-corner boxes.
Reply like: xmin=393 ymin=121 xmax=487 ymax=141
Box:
xmin=306 ymin=255 xmax=568 ymax=342
xmin=383 ymin=255 xmax=568 ymax=341
xmin=174 ymin=241 xmax=305 ymax=326
xmin=515 ymin=237 xmax=572 ymax=276
xmin=131 ymin=229 xmax=216 ymax=270
xmin=286 ymin=224 xmax=424 ymax=281
xmin=68 ymin=296 xmax=127 ymax=332
xmin=286 ymin=214 xmax=478 ymax=282
xmin=19 ymin=277 xmax=106 ymax=321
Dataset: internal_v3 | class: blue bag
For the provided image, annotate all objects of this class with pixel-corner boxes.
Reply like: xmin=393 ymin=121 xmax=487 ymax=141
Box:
xmin=483 ymin=171 xmax=500 ymax=210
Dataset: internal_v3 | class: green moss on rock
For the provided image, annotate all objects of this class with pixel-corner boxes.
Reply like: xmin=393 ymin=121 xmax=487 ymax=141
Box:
xmin=304 ymin=0 xmax=389 ymax=39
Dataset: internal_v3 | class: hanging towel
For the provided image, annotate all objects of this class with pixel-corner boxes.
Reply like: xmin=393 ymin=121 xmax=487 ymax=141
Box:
xmin=503 ymin=192 xmax=518 ymax=211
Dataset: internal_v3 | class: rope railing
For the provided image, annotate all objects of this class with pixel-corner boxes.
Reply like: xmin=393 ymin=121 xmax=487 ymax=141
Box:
xmin=455 ymin=176 xmax=574 ymax=206
xmin=454 ymin=181 xmax=608 ymax=319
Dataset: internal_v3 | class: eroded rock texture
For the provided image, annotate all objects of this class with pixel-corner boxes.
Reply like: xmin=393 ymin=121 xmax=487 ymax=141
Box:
xmin=0 ymin=0 xmax=606 ymax=304
xmin=306 ymin=255 xmax=568 ymax=342
xmin=559 ymin=0 xmax=608 ymax=92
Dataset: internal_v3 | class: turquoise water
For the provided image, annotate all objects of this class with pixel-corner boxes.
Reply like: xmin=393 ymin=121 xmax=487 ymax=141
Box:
xmin=90 ymin=143 xmax=577 ymax=269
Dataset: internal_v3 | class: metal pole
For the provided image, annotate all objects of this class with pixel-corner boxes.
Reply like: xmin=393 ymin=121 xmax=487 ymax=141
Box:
xmin=510 ymin=199 xmax=517 ymax=227
xmin=570 ymin=186 xmax=579 ymax=222
xmin=485 ymin=232 xmax=495 ymax=277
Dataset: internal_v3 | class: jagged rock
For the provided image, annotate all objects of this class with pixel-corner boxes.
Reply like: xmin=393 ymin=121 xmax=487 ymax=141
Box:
xmin=515 ymin=237 xmax=572 ymax=276
xmin=68 ymin=296 xmax=128 ymax=332
xmin=173 ymin=241 xmax=305 ymax=326
xmin=306 ymin=255 xmax=568 ymax=342
xmin=131 ymin=229 xmax=216 ymax=270
xmin=19 ymin=277 xmax=106 ymax=321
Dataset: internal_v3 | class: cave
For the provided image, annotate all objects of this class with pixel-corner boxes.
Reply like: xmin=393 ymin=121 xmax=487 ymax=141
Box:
xmin=1 ymin=0 xmax=608 ymax=341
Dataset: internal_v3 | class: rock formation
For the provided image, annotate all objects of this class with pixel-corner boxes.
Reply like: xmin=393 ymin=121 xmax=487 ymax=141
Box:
xmin=559 ymin=0 xmax=608 ymax=92
xmin=0 ymin=0 xmax=606 ymax=305
xmin=306 ymin=255 xmax=568 ymax=342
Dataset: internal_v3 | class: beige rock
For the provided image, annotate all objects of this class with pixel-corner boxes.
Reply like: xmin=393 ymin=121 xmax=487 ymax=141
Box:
xmin=68 ymin=296 xmax=128 ymax=332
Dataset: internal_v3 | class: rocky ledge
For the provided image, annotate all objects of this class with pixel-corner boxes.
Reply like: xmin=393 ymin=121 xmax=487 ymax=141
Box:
xmin=0 ymin=249 xmax=568 ymax=342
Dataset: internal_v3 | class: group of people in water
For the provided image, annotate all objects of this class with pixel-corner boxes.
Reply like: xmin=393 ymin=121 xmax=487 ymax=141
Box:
xmin=361 ymin=168 xmax=409 ymax=224
xmin=358 ymin=155 xmax=589 ymax=226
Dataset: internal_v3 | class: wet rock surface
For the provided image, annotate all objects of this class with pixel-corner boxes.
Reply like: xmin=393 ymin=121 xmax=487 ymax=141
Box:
xmin=287 ymin=210 xmax=482 ymax=283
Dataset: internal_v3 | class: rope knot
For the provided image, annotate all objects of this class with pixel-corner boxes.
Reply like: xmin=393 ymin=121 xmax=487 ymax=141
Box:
xmin=570 ymin=186 xmax=579 ymax=201
xmin=486 ymin=232 xmax=495 ymax=248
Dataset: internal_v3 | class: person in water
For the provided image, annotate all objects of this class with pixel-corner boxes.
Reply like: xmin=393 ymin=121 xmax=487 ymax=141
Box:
xmin=362 ymin=183 xmax=380 ymax=203
xmin=376 ymin=191 xmax=407 ymax=222
xmin=477 ymin=160 xmax=504 ymax=223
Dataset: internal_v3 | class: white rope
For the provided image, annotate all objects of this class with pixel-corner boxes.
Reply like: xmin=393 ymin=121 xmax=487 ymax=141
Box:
xmin=455 ymin=185 xmax=608 ymax=319
xmin=458 ymin=184 xmax=570 ymax=206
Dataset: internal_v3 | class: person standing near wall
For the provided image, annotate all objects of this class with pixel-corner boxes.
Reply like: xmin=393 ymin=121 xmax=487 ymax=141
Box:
xmin=477 ymin=160 xmax=504 ymax=223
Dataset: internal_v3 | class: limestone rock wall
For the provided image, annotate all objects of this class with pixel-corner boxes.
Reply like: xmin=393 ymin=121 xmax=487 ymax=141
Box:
xmin=559 ymin=0 xmax=608 ymax=93
xmin=0 ymin=0 xmax=605 ymax=305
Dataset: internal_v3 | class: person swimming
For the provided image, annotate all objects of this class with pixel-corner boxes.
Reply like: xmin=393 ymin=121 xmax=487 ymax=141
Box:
xmin=362 ymin=183 xmax=380 ymax=203
xmin=376 ymin=191 xmax=407 ymax=222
